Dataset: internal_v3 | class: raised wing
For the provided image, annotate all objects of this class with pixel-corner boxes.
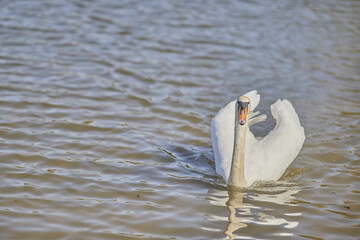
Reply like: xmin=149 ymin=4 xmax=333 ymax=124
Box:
xmin=244 ymin=90 xmax=260 ymax=112
xmin=211 ymin=99 xmax=235 ymax=181
xmin=244 ymin=99 xmax=305 ymax=185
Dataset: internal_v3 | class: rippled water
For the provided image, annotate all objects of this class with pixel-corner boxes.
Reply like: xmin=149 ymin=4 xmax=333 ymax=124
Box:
xmin=1 ymin=1 xmax=359 ymax=239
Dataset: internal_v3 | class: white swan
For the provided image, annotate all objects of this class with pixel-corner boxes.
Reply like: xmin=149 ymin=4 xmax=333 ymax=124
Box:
xmin=211 ymin=90 xmax=305 ymax=188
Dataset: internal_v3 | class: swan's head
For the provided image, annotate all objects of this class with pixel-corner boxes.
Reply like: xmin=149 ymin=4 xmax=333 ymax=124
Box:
xmin=237 ymin=96 xmax=250 ymax=126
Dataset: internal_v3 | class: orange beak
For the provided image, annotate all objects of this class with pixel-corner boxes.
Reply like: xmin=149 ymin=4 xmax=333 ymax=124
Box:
xmin=238 ymin=105 xmax=248 ymax=125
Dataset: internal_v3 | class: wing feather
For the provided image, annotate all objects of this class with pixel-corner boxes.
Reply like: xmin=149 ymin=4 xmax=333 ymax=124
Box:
xmin=244 ymin=90 xmax=260 ymax=112
xmin=211 ymin=100 xmax=236 ymax=181
xmin=245 ymin=99 xmax=305 ymax=184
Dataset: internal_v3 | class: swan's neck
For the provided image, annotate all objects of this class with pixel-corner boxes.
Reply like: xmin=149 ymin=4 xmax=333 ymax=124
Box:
xmin=228 ymin=122 xmax=247 ymax=188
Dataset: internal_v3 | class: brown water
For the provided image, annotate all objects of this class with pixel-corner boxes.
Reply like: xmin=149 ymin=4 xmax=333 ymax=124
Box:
xmin=1 ymin=1 xmax=359 ymax=239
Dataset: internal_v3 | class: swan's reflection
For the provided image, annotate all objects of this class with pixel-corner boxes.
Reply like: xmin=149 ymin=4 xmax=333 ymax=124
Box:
xmin=225 ymin=190 xmax=246 ymax=239
xmin=207 ymin=183 xmax=300 ymax=239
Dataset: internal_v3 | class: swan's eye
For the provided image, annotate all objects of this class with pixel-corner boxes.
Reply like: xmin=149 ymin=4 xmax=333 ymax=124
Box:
xmin=238 ymin=101 xmax=249 ymax=110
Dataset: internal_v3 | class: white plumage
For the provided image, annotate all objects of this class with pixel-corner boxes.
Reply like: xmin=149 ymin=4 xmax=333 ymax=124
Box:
xmin=211 ymin=90 xmax=305 ymax=187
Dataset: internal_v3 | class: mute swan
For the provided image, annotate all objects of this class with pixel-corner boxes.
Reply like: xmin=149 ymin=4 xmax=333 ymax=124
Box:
xmin=211 ymin=90 xmax=305 ymax=188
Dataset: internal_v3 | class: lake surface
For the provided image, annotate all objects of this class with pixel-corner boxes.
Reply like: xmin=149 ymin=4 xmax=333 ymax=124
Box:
xmin=0 ymin=0 xmax=359 ymax=239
